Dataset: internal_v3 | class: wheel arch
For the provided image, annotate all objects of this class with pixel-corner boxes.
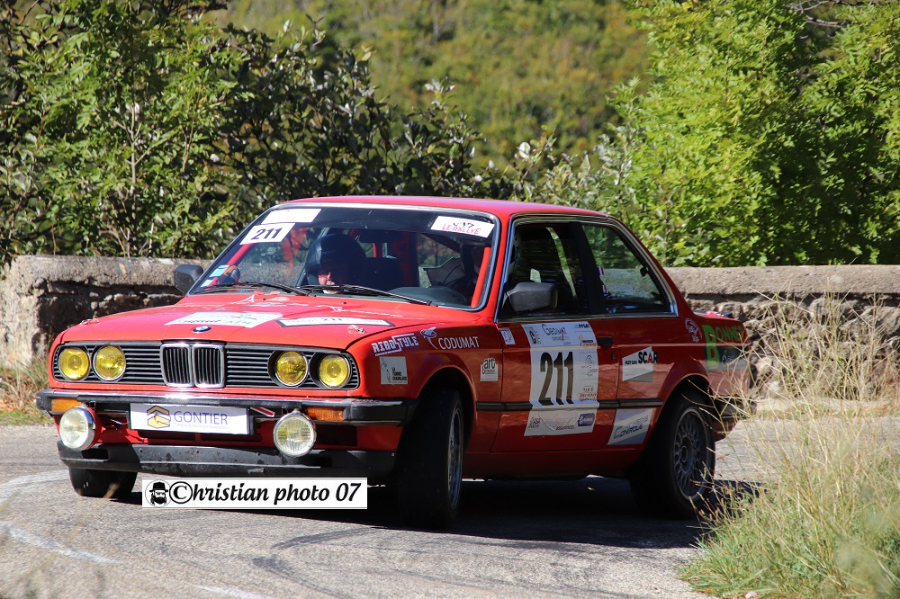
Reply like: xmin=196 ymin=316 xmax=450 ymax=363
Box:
xmin=657 ymin=374 xmax=714 ymax=425
xmin=415 ymin=367 xmax=475 ymax=445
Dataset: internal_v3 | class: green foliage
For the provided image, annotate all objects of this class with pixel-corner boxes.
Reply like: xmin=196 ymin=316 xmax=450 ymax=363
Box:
xmin=513 ymin=0 xmax=900 ymax=266
xmin=0 ymin=0 xmax=506 ymax=264
xmin=600 ymin=0 xmax=898 ymax=266
xmin=220 ymin=0 xmax=650 ymax=167
xmin=1 ymin=0 xmax=242 ymax=260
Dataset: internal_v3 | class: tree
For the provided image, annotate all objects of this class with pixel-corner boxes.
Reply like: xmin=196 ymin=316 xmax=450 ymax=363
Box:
xmin=0 ymin=0 xmax=507 ymax=265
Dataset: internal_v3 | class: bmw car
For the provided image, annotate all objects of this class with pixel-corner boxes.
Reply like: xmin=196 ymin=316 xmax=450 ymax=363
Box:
xmin=38 ymin=196 xmax=749 ymax=526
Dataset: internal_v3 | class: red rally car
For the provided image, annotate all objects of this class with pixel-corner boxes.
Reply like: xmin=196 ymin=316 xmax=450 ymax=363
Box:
xmin=38 ymin=196 xmax=750 ymax=526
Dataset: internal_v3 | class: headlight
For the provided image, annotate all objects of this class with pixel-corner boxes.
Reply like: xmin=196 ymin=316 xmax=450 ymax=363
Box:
xmin=59 ymin=347 xmax=90 ymax=381
xmin=273 ymin=412 xmax=316 ymax=457
xmin=59 ymin=406 xmax=97 ymax=451
xmin=94 ymin=346 xmax=126 ymax=381
xmin=275 ymin=351 xmax=308 ymax=386
xmin=318 ymin=355 xmax=350 ymax=388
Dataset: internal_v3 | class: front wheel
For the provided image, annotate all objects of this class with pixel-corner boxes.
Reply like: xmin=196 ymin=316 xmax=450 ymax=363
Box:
xmin=629 ymin=390 xmax=715 ymax=518
xmin=397 ymin=386 xmax=465 ymax=528
xmin=69 ymin=468 xmax=137 ymax=500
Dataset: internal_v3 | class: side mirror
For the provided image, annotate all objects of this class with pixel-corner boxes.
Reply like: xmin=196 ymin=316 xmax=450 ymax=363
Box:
xmin=174 ymin=264 xmax=204 ymax=294
xmin=505 ymin=281 xmax=557 ymax=314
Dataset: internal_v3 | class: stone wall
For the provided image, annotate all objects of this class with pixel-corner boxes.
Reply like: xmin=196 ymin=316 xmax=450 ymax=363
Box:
xmin=1 ymin=256 xmax=899 ymax=369
xmin=0 ymin=255 xmax=206 ymax=367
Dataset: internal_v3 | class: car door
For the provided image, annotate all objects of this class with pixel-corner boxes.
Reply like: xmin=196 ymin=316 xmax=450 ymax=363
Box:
xmin=581 ymin=221 xmax=681 ymax=448
xmin=490 ymin=218 xmax=619 ymax=454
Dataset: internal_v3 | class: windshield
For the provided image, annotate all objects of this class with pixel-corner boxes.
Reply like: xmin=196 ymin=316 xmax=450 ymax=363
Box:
xmin=195 ymin=204 xmax=500 ymax=308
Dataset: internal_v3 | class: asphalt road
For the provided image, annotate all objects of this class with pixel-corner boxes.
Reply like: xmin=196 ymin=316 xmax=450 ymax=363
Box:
xmin=0 ymin=425 xmax=754 ymax=599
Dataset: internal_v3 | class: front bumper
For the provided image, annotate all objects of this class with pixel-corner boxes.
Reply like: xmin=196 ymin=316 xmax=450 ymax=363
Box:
xmin=58 ymin=442 xmax=395 ymax=477
xmin=37 ymin=389 xmax=417 ymax=425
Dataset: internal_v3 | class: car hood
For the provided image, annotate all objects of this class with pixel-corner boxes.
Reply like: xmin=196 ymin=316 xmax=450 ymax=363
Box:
xmin=57 ymin=294 xmax=462 ymax=350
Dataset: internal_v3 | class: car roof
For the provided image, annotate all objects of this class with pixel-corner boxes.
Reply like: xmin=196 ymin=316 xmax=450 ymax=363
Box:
xmin=278 ymin=196 xmax=609 ymax=220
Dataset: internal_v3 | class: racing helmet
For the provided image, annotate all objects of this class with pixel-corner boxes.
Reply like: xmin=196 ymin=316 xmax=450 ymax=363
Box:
xmin=303 ymin=232 xmax=366 ymax=285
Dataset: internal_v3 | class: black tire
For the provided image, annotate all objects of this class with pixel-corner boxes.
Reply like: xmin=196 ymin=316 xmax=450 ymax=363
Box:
xmin=397 ymin=386 xmax=465 ymax=528
xmin=629 ymin=390 xmax=715 ymax=518
xmin=69 ymin=468 xmax=137 ymax=500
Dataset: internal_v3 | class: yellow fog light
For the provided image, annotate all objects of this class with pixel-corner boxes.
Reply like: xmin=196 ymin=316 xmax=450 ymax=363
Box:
xmin=59 ymin=347 xmax=90 ymax=381
xmin=94 ymin=346 xmax=126 ymax=381
xmin=273 ymin=412 xmax=316 ymax=457
xmin=318 ymin=355 xmax=350 ymax=389
xmin=275 ymin=351 xmax=308 ymax=386
xmin=59 ymin=406 xmax=97 ymax=451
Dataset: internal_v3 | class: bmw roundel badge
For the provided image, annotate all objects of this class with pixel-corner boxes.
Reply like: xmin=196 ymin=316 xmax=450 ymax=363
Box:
xmin=192 ymin=326 xmax=212 ymax=333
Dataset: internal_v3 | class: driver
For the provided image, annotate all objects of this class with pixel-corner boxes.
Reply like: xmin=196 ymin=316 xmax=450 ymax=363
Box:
xmin=303 ymin=233 xmax=366 ymax=288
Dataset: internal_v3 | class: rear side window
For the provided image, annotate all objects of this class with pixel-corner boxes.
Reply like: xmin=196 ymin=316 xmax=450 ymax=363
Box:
xmin=583 ymin=224 xmax=671 ymax=314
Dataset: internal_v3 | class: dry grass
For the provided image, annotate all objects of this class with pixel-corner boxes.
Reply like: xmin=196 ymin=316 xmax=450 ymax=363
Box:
xmin=0 ymin=357 xmax=51 ymax=425
xmin=685 ymin=295 xmax=900 ymax=598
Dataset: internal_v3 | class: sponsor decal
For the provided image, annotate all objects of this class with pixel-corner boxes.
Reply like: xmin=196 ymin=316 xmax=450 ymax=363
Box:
xmin=371 ymin=333 xmax=419 ymax=356
xmin=420 ymin=328 xmax=480 ymax=350
xmin=500 ymin=328 xmax=515 ymax=345
xmin=430 ymin=216 xmax=494 ymax=238
xmin=279 ymin=317 xmax=392 ymax=327
xmin=524 ymin=406 xmax=598 ymax=437
xmin=261 ymin=208 xmax=320 ymax=224
xmin=685 ymin=318 xmax=702 ymax=343
xmin=622 ymin=347 xmax=657 ymax=382
xmin=379 ymin=357 xmax=408 ymax=385
xmin=608 ymin=408 xmax=653 ymax=445
xmin=166 ymin=312 xmax=281 ymax=328
xmin=130 ymin=404 xmax=249 ymax=435
xmin=239 ymin=223 xmax=292 ymax=245
xmin=522 ymin=321 xmax=596 ymax=348
xmin=703 ymin=324 xmax=745 ymax=367
xmin=142 ymin=477 xmax=366 ymax=509
xmin=437 ymin=336 xmax=480 ymax=350
xmin=480 ymin=357 xmax=499 ymax=382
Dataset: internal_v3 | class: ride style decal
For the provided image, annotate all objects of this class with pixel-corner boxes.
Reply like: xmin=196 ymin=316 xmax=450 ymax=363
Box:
xmin=523 ymin=322 xmax=600 ymax=406
xmin=622 ymin=347 xmax=657 ymax=382
xmin=379 ymin=357 xmax=408 ymax=385
xmin=525 ymin=406 xmax=597 ymax=437
xmin=371 ymin=333 xmax=419 ymax=356
xmin=608 ymin=408 xmax=653 ymax=445
xmin=166 ymin=312 xmax=282 ymax=328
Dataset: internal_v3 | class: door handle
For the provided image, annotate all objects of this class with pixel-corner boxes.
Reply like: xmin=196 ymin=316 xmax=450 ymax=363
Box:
xmin=597 ymin=337 xmax=614 ymax=347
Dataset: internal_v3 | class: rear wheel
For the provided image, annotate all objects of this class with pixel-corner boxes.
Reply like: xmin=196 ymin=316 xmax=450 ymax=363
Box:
xmin=68 ymin=468 xmax=136 ymax=500
xmin=397 ymin=386 xmax=465 ymax=528
xmin=629 ymin=390 xmax=714 ymax=518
